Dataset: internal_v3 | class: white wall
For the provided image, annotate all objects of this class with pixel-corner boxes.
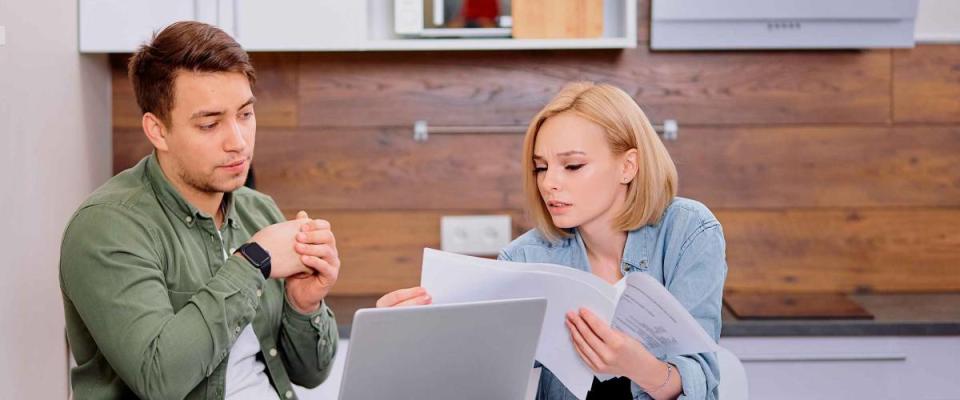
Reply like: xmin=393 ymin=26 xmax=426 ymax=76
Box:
xmin=916 ymin=0 xmax=960 ymax=42
xmin=0 ymin=0 xmax=112 ymax=398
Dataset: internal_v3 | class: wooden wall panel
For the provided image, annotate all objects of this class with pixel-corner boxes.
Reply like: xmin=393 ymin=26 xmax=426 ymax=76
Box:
xmin=894 ymin=45 xmax=960 ymax=123
xmin=114 ymin=128 xmax=152 ymax=173
xmin=254 ymin=128 xmax=524 ymax=211
xmin=299 ymin=49 xmax=890 ymax=127
xmin=110 ymin=42 xmax=960 ymax=296
xmin=114 ymin=124 xmax=960 ymax=210
xmin=670 ymin=126 xmax=960 ymax=208
xmin=719 ymin=209 xmax=960 ymax=293
xmin=248 ymin=53 xmax=300 ymax=128
xmin=111 ymin=55 xmax=141 ymax=130
xmin=273 ymin=208 xmax=960 ymax=295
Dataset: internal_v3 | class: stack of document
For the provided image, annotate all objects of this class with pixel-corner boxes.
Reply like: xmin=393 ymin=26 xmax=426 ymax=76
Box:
xmin=420 ymin=248 xmax=719 ymax=400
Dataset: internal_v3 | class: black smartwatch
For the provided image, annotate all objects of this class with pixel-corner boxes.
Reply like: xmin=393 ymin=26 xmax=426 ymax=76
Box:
xmin=236 ymin=242 xmax=271 ymax=279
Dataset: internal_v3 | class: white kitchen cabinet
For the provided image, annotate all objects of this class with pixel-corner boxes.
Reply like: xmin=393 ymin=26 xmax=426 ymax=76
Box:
xmin=231 ymin=0 xmax=367 ymax=51
xmin=719 ymin=336 xmax=960 ymax=400
xmin=79 ymin=0 xmax=219 ymax=53
xmin=78 ymin=0 xmax=636 ymax=53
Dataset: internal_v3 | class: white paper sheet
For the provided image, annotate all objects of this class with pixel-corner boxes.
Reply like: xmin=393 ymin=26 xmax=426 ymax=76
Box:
xmin=419 ymin=248 xmax=719 ymax=400
xmin=612 ymin=272 xmax=720 ymax=358
xmin=421 ymin=249 xmax=612 ymax=398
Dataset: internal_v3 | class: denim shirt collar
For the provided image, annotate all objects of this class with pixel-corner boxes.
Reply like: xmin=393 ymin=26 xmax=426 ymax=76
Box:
xmin=572 ymin=226 xmax=651 ymax=274
xmin=145 ymin=152 xmax=239 ymax=230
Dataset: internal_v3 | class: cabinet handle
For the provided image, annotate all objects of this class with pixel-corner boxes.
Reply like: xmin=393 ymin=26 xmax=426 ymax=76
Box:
xmin=740 ymin=353 xmax=907 ymax=363
xmin=413 ymin=119 xmax=678 ymax=142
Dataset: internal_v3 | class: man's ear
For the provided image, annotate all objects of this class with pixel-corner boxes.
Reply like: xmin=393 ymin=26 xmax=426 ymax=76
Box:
xmin=142 ymin=112 xmax=169 ymax=152
xmin=621 ymin=148 xmax=639 ymax=184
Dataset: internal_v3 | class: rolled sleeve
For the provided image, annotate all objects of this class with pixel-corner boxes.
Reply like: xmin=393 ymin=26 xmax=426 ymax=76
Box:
xmin=278 ymin=296 xmax=339 ymax=388
xmin=629 ymin=355 xmax=712 ymax=399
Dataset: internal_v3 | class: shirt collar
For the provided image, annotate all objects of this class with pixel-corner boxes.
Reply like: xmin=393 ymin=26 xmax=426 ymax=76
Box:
xmin=572 ymin=226 xmax=651 ymax=272
xmin=622 ymin=228 xmax=650 ymax=271
xmin=145 ymin=152 xmax=239 ymax=229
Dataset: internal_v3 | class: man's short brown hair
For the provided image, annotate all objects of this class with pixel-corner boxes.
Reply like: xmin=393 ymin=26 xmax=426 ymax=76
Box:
xmin=128 ymin=21 xmax=256 ymax=125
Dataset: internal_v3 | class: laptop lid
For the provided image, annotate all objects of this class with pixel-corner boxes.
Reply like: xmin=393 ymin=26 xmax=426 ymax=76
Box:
xmin=338 ymin=297 xmax=547 ymax=400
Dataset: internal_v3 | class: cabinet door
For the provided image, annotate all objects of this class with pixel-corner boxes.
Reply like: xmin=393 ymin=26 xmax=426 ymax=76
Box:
xmin=721 ymin=336 xmax=960 ymax=399
xmin=79 ymin=0 xmax=218 ymax=52
xmin=231 ymin=0 xmax=367 ymax=51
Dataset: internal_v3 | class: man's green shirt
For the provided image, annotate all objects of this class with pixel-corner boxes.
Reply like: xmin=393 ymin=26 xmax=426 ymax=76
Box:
xmin=60 ymin=154 xmax=338 ymax=400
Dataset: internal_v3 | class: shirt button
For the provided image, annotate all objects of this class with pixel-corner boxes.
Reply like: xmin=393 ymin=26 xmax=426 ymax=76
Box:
xmin=285 ymin=390 xmax=293 ymax=399
xmin=234 ymin=326 xmax=241 ymax=334
xmin=256 ymin=289 xmax=263 ymax=298
xmin=184 ymin=216 xmax=192 ymax=223
xmin=269 ymin=348 xmax=278 ymax=357
xmin=313 ymin=316 xmax=322 ymax=325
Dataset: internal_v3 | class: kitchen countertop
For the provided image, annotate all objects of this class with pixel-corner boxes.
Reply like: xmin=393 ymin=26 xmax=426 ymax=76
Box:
xmin=721 ymin=293 xmax=960 ymax=337
xmin=325 ymin=293 xmax=960 ymax=339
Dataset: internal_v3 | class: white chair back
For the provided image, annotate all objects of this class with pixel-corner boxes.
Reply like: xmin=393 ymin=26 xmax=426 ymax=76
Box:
xmin=717 ymin=346 xmax=749 ymax=400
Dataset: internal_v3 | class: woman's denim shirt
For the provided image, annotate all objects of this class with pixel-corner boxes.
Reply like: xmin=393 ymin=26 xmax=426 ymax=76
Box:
xmin=499 ymin=197 xmax=727 ymax=400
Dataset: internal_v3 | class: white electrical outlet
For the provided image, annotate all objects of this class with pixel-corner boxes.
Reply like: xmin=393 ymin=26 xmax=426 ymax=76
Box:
xmin=441 ymin=215 xmax=512 ymax=256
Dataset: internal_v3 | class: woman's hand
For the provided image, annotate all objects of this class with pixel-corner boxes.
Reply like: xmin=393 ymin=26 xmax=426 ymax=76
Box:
xmin=566 ymin=307 xmax=655 ymax=378
xmin=375 ymin=286 xmax=433 ymax=308
xmin=566 ymin=307 xmax=683 ymax=399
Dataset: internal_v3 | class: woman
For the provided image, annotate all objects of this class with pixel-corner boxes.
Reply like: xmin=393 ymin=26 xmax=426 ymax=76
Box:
xmin=378 ymin=82 xmax=726 ymax=400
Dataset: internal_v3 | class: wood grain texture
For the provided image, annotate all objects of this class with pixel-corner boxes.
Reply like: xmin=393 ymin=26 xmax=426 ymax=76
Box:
xmin=512 ymin=0 xmax=604 ymax=39
xmin=254 ymin=127 xmax=524 ymax=211
xmin=113 ymin=128 xmax=152 ymax=174
xmin=248 ymin=53 xmax=300 ymax=128
xmin=108 ymin=41 xmax=960 ymax=298
xmin=111 ymin=55 xmax=141 ymax=130
xmin=668 ymin=126 xmax=960 ymax=208
xmin=724 ymin=293 xmax=873 ymax=320
xmin=894 ymin=45 xmax=960 ymax=123
xmin=718 ymin=209 xmax=960 ymax=294
xmin=298 ymin=48 xmax=890 ymax=127
xmin=276 ymin=208 xmax=960 ymax=295
xmin=113 ymin=125 xmax=960 ymax=208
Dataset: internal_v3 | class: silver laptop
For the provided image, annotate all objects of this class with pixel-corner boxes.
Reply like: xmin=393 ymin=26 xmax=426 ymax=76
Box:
xmin=338 ymin=297 xmax=547 ymax=400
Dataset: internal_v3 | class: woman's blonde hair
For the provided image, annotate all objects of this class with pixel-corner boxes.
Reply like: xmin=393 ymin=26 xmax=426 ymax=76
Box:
xmin=522 ymin=82 xmax=678 ymax=242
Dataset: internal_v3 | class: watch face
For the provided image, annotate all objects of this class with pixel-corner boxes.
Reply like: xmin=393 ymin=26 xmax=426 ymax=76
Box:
xmin=245 ymin=243 xmax=270 ymax=265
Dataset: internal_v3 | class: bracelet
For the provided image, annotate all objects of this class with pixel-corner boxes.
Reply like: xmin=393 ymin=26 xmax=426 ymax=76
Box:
xmin=648 ymin=362 xmax=673 ymax=394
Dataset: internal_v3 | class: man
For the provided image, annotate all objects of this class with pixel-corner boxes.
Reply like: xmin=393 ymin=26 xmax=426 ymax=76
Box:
xmin=60 ymin=21 xmax=339 ymax=400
